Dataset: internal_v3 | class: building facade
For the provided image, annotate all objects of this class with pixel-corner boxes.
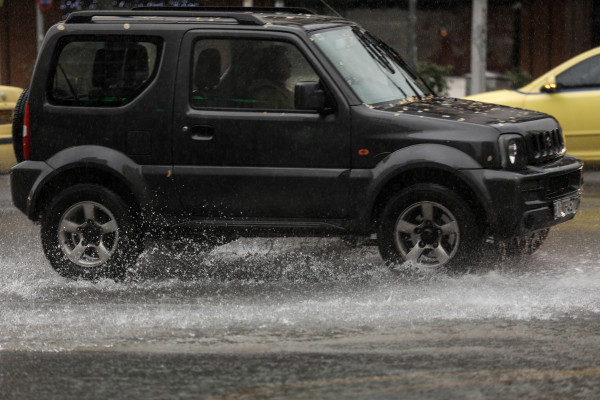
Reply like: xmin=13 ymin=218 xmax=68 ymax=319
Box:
xmin=1 ymin=0 xmax=600 ymax=89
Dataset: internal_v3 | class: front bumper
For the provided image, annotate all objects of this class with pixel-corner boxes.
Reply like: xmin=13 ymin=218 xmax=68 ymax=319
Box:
xmin=462 ymin=155 xmax=583 ymax=239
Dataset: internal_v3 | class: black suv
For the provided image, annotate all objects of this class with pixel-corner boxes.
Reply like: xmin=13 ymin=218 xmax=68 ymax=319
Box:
xmin=10 ymin=7 xmax=583 ymax=280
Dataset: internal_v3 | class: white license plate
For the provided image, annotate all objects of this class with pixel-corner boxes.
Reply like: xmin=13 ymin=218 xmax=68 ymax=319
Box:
xmin=553 ymin=195 xmax=580 ymax=219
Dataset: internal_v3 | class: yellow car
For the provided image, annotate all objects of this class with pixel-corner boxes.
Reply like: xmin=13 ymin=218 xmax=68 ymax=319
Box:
xmin=0 ymin=85 xmax=23 ymax=172
xmin=466 ymin=46 xmax=600 ymax=163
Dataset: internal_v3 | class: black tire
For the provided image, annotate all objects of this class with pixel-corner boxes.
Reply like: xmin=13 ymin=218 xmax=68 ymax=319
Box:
xmin=41 ymin=184 xmax=142 ymax=280
xmin=12 ymin=87 xmax=29 ymax=163
xmin=378 ymin=184 xmax=482 ymax=269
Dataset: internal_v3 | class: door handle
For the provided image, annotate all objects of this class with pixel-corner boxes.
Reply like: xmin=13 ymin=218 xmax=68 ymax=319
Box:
xmin=187 ymin=125 xmax=214 ymax=141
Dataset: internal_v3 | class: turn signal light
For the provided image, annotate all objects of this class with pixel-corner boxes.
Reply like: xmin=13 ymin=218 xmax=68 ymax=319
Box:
xmin=358 ymin=149 xmax=370 ymax=156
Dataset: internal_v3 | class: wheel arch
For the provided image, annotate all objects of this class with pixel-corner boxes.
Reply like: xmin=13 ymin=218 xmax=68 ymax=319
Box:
xmin=358 ymin=145 xmax=490 ymax=231
xmin=32 ymin=164 xmax=143 ymax=224
xmin=368 ymin=166 xmax=490 ymax=236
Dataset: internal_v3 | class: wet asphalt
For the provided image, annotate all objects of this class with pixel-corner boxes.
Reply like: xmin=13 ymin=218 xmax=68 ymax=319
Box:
xmin=0 ymin=169 xmax=599 ymax=399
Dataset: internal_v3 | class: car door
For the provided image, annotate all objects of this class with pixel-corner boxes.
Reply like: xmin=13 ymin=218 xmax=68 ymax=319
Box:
xmin=172 ymin=30 xmax=352 ymax=220
xmin=523 ymin=54 xmax=600 ymax=160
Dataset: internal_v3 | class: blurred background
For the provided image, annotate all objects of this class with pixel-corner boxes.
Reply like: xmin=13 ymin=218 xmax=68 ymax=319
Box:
xmin=3 ymin=0 xmax=600 ymax=171
xmin=2 ymin=0 xmax=600 ymax=96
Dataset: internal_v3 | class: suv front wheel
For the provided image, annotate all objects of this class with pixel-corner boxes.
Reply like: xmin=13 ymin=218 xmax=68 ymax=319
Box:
xmin=41 ymin=184 xmax=142 ymax=280
xmin=378 ymin=184 xmax=481 ymax=269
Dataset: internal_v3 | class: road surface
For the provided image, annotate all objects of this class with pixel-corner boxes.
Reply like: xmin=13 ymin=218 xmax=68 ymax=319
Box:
xmin=0 ymin=170 xmax=599 ymax=399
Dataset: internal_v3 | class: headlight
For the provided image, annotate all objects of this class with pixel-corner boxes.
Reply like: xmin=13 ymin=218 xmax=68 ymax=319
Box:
xmin=507 ymin=141 xmax=518 ymax=164
xmin=499 ymin=134 xmax=527 ymax=169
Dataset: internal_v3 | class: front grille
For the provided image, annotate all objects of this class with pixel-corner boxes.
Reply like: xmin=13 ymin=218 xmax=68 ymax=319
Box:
xmin=0 ymin=109 xmax=13 ymax=125
xmin=527 ymin=129 xmax=565 ymax=164
xmin=545 ymin=170 xmax=582 ymax=198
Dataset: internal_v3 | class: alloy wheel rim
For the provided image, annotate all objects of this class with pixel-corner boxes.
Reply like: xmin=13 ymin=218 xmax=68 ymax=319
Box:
xmin=393 ymin=201 xmax=460 ymax=267
xmin=57 ymin=201 xmax=119 ymax=268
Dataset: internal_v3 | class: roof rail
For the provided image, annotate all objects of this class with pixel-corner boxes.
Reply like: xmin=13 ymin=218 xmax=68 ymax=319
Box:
xmin=133 ymin=6 xmax=315 ymax=14
xmin=65 ymin=10 xmax=265 ymax=25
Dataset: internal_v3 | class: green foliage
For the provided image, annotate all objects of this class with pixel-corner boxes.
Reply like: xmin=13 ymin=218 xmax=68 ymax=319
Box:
xmin=505 ymin=68 xmax=533 ymax=89
xmin=417 ymin=62 xmax=453 ymax=96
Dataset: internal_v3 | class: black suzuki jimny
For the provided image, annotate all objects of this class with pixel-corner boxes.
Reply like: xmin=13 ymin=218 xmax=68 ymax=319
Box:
xmin=10 ymin=7 xmax=583 ymax=280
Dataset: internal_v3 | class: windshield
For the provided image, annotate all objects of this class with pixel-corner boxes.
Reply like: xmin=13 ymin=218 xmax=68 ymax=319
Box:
xmin=311 ymin=27 xmax=432 ymax=106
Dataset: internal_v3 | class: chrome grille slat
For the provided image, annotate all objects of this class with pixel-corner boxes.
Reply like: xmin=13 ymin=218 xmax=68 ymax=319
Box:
xmin=527 ymin=128 xmax=565 ymax=164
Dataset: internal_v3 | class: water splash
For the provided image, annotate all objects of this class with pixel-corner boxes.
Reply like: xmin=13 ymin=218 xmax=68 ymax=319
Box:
xmin=1 ymin=231 xmax=599 ymax=351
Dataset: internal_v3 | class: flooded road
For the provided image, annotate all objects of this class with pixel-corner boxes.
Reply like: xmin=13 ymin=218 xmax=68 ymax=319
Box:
xmin=1 ymin=172 xmax=599 ymax=399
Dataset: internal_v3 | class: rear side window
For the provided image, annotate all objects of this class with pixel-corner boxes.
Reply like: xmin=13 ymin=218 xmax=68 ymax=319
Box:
xmin=49 ymin=36 xmax=161 ymax=107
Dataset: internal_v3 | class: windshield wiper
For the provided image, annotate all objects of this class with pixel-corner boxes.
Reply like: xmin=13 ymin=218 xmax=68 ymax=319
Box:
xmin=57 ymin=64 xmax=80 ymax=103
xmin=372 ymin=35 xmax=435 ymax=96
xmin=353 ymin=28 xmax=432 ymax=101
xmin=398 ymin=67 xmax=425 ymax=99
xmin=353 ymin=28 xmax=395 ymax=74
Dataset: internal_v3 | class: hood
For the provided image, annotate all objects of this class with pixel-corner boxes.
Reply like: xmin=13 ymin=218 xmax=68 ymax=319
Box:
xmin=378 ymin=97 xmax=549 ymax=126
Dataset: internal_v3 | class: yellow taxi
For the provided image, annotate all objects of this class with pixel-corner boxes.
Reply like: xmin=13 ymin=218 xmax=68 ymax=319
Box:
xmin=466 ymin=47 xmax=600 ymax=163
xmin=0 ymin=85 xmax=23 ymax=172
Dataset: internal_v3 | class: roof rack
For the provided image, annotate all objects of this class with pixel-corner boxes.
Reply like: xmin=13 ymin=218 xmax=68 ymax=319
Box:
xmin=133 ymin=6 xmax=315 ymax=14
xmin=65 ymin=7 xmax=314 ymax=26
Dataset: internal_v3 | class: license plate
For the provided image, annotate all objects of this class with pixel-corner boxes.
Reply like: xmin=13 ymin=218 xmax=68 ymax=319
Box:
xmin=553 ymin=195 xmax=580 ymax=219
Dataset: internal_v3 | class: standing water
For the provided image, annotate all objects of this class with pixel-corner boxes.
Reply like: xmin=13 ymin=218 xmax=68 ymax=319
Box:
xmin=0 ymin=174 xmax=599 ymax=352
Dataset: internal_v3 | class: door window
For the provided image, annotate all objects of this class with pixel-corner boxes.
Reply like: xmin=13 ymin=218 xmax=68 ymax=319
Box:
xmin=190 ymin=38 xmax=319 ymax=110
xmin=556 ymin=54 xmax=600 ymax=90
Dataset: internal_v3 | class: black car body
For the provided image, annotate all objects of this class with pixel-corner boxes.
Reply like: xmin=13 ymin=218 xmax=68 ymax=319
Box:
xmin=10 ymin=7 xmax=583 ymax=280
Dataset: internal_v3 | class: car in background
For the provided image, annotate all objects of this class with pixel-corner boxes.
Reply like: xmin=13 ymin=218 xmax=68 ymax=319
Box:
xmin=0 ymin=85 xmax=23 ymax=172
xmin=466 ymin=46 xmax=600 ymax=163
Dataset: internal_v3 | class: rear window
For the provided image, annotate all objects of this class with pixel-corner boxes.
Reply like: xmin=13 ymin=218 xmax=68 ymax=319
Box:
xmin=49 ymin=36 xmax=161 ymax=107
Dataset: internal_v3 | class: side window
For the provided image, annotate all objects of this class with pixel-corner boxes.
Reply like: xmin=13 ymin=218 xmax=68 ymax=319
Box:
xmin=191 ymin=38 xmax=319 ymax=110
xmin=556 ymin=54 xmax=600 ymax=90
xmin=50 ymin=36 xmax=161 ymax=107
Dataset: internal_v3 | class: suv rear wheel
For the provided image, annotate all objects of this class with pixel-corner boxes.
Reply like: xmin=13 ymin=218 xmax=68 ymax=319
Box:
xmin=378 ymin=184 xmax=481 ymax=269
xmin=41 ymin=184 xmax=142 ymax=280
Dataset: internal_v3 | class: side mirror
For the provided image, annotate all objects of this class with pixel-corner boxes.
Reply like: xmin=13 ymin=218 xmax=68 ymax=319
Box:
xmin=295 ymin=81 xmax=326 ymax=111
xmin=540 ymin=78 xmax=559 ymax=93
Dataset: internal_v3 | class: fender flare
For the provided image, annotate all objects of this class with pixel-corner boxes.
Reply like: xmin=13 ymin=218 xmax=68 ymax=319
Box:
xmin=360 ymin=144 xmax=491 ymax=224
xmin=30 ymin=146 xmax=150 ymax=216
